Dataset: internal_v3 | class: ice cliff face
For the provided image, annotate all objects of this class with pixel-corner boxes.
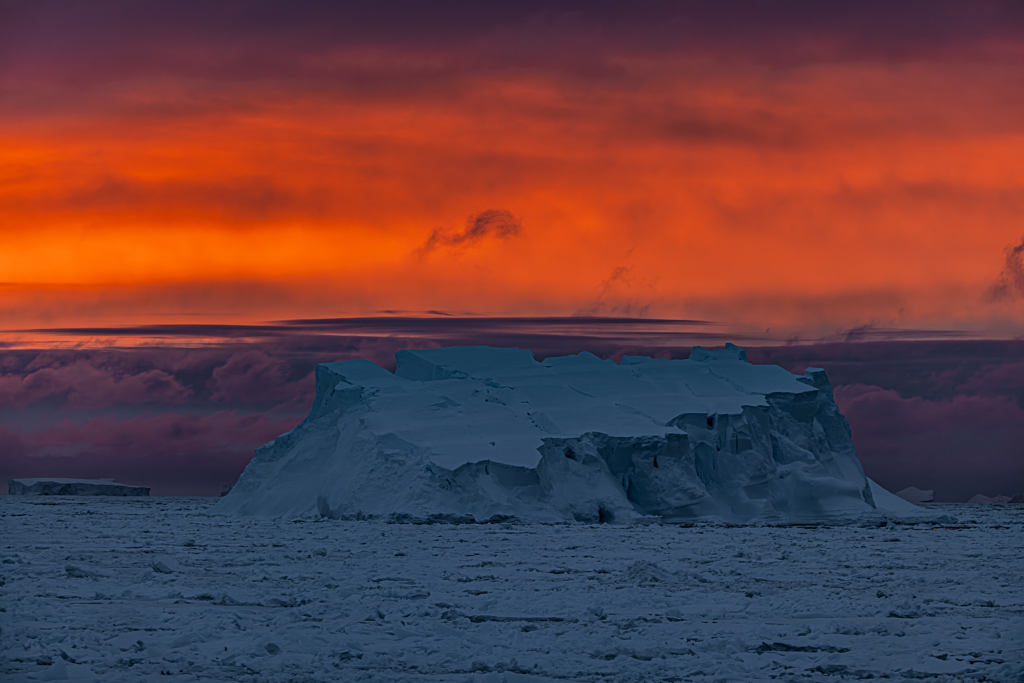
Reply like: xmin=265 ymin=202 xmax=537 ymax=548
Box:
xmin=216 ymin=344 xmax=910 ymax=522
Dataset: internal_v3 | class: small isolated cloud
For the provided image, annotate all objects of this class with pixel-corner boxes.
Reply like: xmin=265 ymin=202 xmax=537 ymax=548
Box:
xmin=987 ymin=235 xmax=1024 ymax=302
xmin=418 ymin=209 xmax=520 ymax=256
xmin=0 ymin=411 xmax=304 ymax=496
xmin=833 ymin=384 xmax=1024 ymax=502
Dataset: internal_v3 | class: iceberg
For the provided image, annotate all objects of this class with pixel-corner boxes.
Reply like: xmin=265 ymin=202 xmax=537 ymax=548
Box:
xmin=216 ymin=344 xmax=918 ymax=523
xmin=895 ymin=486 xmax=934 ymax=503
xmin=8 ymin=478 xmax=150 ymax=496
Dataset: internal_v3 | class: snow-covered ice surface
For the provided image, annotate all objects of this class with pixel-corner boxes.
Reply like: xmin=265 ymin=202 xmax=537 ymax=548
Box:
xmin=218 ymin=345 xmax=920 ymax=524
xmin=2 ymin=497 xmax=1022 ymax=683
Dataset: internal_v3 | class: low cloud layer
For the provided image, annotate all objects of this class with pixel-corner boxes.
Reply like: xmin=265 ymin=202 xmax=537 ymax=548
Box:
xmin=987 ymin=235 xmax=1024 ymax=301
xmin=834 ymin=385 xmax=1024 ymax=503
xmin=3 ymin=4 xmax=1024 ymax=334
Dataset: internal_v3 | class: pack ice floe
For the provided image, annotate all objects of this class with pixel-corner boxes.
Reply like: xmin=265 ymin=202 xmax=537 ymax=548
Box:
xmin=216 ymin=344 xmax=921 ymax=522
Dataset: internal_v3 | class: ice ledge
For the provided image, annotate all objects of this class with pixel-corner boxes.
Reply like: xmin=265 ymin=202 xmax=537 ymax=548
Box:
xmin=8 ymin=478 xmax=151 ymax=496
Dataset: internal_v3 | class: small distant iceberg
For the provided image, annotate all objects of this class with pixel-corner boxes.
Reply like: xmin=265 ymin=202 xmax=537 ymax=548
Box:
xmin=967 ymin=493 xmax=1023 ymax=505
xmin=8 ymin=478 xmax=150 ymax=496
xmin=895 ymin=486 xmax=934 ymax=504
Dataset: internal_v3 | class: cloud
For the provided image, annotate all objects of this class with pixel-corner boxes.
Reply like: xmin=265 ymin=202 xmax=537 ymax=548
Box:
xmin=987 ymin=235 xmax=1024 ymax=301
xmin=418 ymin=209 xmax=521 ymax=256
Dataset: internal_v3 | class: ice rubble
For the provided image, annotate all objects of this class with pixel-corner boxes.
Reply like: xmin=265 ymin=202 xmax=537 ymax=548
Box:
xmin=7 ymin=478 xmax=150 ymax=496
xmin=216 ymin=344 xmax=921 ymax=523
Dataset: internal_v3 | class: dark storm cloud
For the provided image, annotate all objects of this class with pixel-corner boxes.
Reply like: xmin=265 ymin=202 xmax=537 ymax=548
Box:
xmin=747 ymin=340 xmax=1024 ymax=501
xmin=19 ymin=316 xmax=717 ymax=350
xmin=209 ymin=350 xmax=312 ymax=408
xmin=837 ymin=326 xmax=970 ymax=343
xmin=746 ymin=340 xmax=1024 ymax=402
xmin=0 ymin=361 xmax=190 ymax=409
xmin=418 ymin=210 xmax=521 ymax=255
xmin=987 ymin=235 xmax=1024 ymax=301
xmin=573 ymin=265 xmax=656 ymax=318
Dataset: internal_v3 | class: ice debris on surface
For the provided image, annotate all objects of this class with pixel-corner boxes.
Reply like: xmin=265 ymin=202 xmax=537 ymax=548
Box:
xmin=1 ymin=496 xmax=1021 ymax=683
xmin=896 ymin=486 xmax=935 ymax=503
xmin=218 ymin=344 xmax=930 ymax=523
xmin=7 ymin=478 xmax=150 ymax=496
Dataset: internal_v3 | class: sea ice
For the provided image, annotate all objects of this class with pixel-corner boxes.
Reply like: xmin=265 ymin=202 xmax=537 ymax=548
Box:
xmin=1 ymin=496 xmax=1020 ymax=682
xmin=7 ymin=478 xmax=150 ymax=496
xmin=217 ymin=344 xmax=923 ymax=523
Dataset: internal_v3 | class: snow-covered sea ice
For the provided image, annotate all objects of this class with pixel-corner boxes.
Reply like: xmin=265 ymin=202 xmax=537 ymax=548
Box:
xmin=1 ymin=497 xmax=1021 ymax=682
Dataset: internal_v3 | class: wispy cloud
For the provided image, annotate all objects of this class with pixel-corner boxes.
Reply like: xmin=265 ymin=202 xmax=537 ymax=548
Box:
xmin=987 ymin=235 xmax=1024 ymax=301
xmin=574 ymin=259 xmax=658 ymax=317
xmin=417 ymin=209 xmax=521 ymax=256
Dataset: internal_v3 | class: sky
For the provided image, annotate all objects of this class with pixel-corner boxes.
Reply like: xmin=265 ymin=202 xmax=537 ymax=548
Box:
xmin=1 ymin=1 xmax=1023 ymax=500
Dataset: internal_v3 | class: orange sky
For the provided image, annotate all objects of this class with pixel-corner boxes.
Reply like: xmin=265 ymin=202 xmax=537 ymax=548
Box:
xmin=3 ymin=3 xmax=1024 ymax=339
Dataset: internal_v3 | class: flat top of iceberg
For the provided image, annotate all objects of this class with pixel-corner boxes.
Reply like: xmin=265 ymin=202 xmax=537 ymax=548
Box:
xmin=315 ymin=344 xmax=817 ymax=472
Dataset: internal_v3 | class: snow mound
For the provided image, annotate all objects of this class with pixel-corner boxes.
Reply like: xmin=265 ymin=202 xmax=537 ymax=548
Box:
xmin=216 ymin=345 xmax=923 ymax=523
xmin=8 ymin=478 xmax=150 ymax=496
xmin=895 ymin=486 xmax=934 ymax=503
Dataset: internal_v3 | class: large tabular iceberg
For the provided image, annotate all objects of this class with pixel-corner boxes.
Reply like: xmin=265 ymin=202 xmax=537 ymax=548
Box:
xmin=216 ymin=344 xmax=918 ymax=522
